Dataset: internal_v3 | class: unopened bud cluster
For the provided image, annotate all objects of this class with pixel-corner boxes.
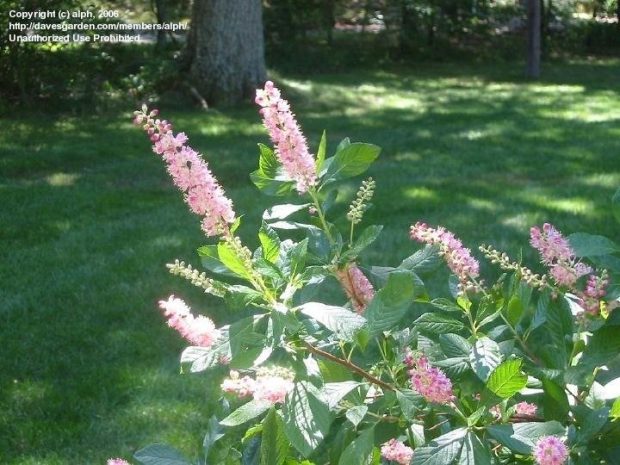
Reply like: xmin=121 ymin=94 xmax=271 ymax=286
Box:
xmin=133 ymin=106 xmax=172 ymax=143
xmin=166 ymin=259 xmax=225 ymax=297
xmin=347 ymin=178 xmax=375 ymax=224
xmin=479 ymin=244 xmax=549 ymax=290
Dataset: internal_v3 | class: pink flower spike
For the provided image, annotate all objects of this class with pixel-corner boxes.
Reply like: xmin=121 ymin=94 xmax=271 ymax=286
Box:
xmin=255 ymin=81 xmax=317 ymax=194
xmin=381 ymin=438 xmax=414 ymax=465
xmin=335 ymin=263 xmax=375 ymax=313
xmin=409 ymin=356 xmax=454 ymax=404
xmin=134 ymin=107 xmax=235 ymax=237
xmin=410 ymin=222 xmax=480 ymax=293
xmin=514 ymin=401 xmax=537 ymax=417
xmin=107 ymin=460 xmax=131 ymax=465
xmin=158 ymin=295 xmax=220 ymax=348
xmin=533 ymin=436 xmax=569 ymax=465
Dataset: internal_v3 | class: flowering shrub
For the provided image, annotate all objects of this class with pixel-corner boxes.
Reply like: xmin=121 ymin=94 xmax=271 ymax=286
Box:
xmin=120 ymin=83 xmax=620 ymax=465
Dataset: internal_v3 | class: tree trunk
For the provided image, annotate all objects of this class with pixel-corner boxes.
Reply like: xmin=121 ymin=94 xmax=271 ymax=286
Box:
xmin=526 ymin=0 xmax=541 ymax=78
xmin=186 ymin=0 xmax=266 ymax=106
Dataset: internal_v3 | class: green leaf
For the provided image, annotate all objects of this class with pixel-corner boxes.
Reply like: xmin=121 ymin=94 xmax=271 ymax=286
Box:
xmin=320 ymin=381 xmax=362 ymax=409
xmin=263 ymin=204 xmax=311 ymax=221
xmin=345 ymin=405 xmax=368 ymax=427
xmin=316 ymin=130 xmax=327 ymax=172
xmin=220 ymin=400 xmax=272 ymax=427
xmin=251 ymin=144 xmax=295 ymax=196
xmin=458 ymin=432 xmax=492 ymax=465
xmin=486 ymin=359 xmax=527 ymax=399
xmin=283 ymin=382 xmax=333 ymax=456
xmin=469 ymin=338 xmax=502 ymax=382
xmin=134 ymin=444 xmax=192 ymax=465
xmin=568 ymin=233 xmax=619 ymax=257
xmin=338 ymin=427 xmax=375 ymax=465
xmin=397 ymin=389 xmax=424 ymax=420
xmin=324 ymin=143 xmax=381 ymax=183
xmin=298 ymin=302 xmax=366 ymax=342
xmin=415 ymin=313 xmax=466 ymax=336
xmin=439 ymin=334 xmax=472 ymax=358
xmin=611 ymin=398 xmax=620 ymax=418
xmin=218 ymin=242 xmax=251 ymax=280
xmin=487 ymin=422 xmax=565 ymax=454
xmin=260 ymin=408 xmax=288 ymax=465
xmin=576 ymin=406 xmax=610 ymax=442
xmin=341 ymin=225 xmax=383 ymax=261
xmin=412 ymin=428 xmax=467 ymax=465
xmin=580 ymin=326 xmax=620 ymax=369
xmin=180 ymin=344 xmax=227 ymax=374
xmin=399 ymin=245 xmax=441 ymax=274
xmin=242 ymin=436 xmax=261 ymax=465
xmin=506 ymin=296 xmax=524 ymax=327
xmin=542 ymin=379 xmax=570 ymax=422
xmin=259 ymin=223 xmax=281 ymax=264
xmin=335 ymin=137 xmax=351 ymax=153
xmin=258 ymin=143 xmax=278 ymax=175
xmin=364 ymin=270 xmax=415 ymax=335
xmin=429 ymin=298 xmax=463 ymax=313
xmin=198 ymin=245 xmax=236 ymax=276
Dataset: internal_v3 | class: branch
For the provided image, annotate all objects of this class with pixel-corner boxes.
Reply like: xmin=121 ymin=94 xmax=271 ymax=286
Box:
xmin=302 ymin=340 xmax=395 ymax=392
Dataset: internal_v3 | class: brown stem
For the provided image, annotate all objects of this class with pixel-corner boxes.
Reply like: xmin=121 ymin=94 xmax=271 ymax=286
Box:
xmin=302 ymin=340 xmax=395 ymax=392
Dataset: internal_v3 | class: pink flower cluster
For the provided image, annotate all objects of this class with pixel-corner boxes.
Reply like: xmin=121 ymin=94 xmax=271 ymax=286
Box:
xmin=405 ymin=351 xmax=454 ymax=404
xmin=107 ymin=460 xmax=130 ymax=465
xmin=255 ymin=81 xmax=318 ymax=193
xmin=158 ymin=295 xmax=220 ymax=348
xmin=335 ymin=263 xmax=375 ymax=313
xmin=134 ymin=108 xmax=235 ymax=237
xmin=410 ymin=222 xmax=480 ymax=293
xmin=580 ymin=272 xmax=608 ymax=314
xmin=221 ymin=367 xmax=294 ymax=405
xmin=514 ymin=401 xmax=538 ymax=417
xmin=530 ymin=223 xmax=591 ymax=288
xmin=381 ymin=438 xmax=414 ymax=465
xmin=533 ymin=436 xmax=569 ymax=465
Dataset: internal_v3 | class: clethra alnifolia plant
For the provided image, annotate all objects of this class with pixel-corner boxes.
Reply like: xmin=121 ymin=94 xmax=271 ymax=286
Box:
xmin=112 ymin=82 xmax=620 ymax=465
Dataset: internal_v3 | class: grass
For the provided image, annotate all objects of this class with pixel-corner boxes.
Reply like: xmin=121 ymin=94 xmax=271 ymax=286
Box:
xmin=1 ymin=59 xmax=619 ymax=464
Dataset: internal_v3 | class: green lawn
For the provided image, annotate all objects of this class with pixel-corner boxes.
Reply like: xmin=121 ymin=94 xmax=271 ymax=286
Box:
xmin=1 ymin=59 xmax=619 ymax=464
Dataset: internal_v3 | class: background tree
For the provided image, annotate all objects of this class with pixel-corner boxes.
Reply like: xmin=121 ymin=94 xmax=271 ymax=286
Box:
xmin=185 ymin=0 xmax=266 ymax=106
xmin=526 ymin=0 xmax=541 ymax=78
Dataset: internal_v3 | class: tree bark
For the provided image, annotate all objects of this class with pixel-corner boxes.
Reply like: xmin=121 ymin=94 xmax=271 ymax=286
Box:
xmin=186 ymin=0 xmax=266 ymax=106
xmin=526 ymin=0 xmax=541 ymax=79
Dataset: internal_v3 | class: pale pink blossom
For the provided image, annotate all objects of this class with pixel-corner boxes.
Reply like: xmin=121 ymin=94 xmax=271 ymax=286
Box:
xmin=335 ymin=263 xmax=375 ymax=313
xmin=406 ymin=355 xmax=454 ymax=404
xmin=221 ymin=367 xmax=294 ymax=405
xmin=530 ymin=224 xmax=591 ymax=288
xmin=381 ymin=438 xmax=414 ymax=465
xmin=410 ymin=222 xmax=480 ymax=293
xmin=578 ymin=271 xmax=608 ymax=315
xmin=107 ymin=460 xmax=131 ymax=465
xmin=533 ymin=436 xmax=569 ymax=465
xmin=134 ymin=108 xmax=235 ymax=237
xmin=158 ymin=295 xmax=220 ymax=348
xmin=514 ymin=401 xmax=538 ymax=417
xmin=255 ymin=81 xmax=317 ymax=193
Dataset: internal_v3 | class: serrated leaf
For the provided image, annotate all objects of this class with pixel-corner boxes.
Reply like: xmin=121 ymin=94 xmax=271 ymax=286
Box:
xmin=218 ymin=241 xmax=252 ymax=279
xmin=568 ymin=233 xmax=619 ymax=257
xmin=487 ymin=422 xmax=565 ymax=454
xmin=469 ymin=338 xmax=502 ymax=382
xmin=259 ymin=223 xmax=281 ymax=263
xmin=316 ymin=130 xmax=327 ymax=172
xmin=429 ymin=298 xmax=463 ymax=313
xmin=338 ymin=427 xmax=375 ymax=465
xmin=458 ymin=432 xmax=492 ymax=465
xmin=283 ymin=382 xmax=333 ymax=456
xmin=198 ymin=245 xmax=236 ymax=276
xmin=364 ymin=270 xmax=415 ymax=335
xmin=399 ymin=245 xmax=441 ymax=274
xmin=320 ymin=381 xmax=362 ymax=409
xmin=440 ymin=334 xmax=472 ymax=358
xmin=412 ymin=428 xmax=467 ymax=465
xmin=220 ymin=400 xmax=272 ymax=427
xmin=263 ymin=204 xmax=311 ymax=221
xmin=542 ymin=379 xmax=570 ymax=422
xmin=345 ymin=405 xmax=368 ymax=427
xmin=134 ymin=444 xmax=192 ymax=465
xmin=324 ymin=142 xmax=381 ymax=183
xmin=415 ymin=313 xmax=466 ymax=335
xmin=341 ymin=225 xmax=383 ymax=261
xmin=298 ymin=302 xmax=366 ymax=342
xmin=397 ymin=389 xmax=424 ymax=420
xmin=260 ymin=408 xmax=287 ymax=465
xmin=486 ymin=359 xmax=527 ymax=399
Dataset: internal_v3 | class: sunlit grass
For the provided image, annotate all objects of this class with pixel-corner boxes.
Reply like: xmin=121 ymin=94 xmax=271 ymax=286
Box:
xmin=1 ymin=59 xmax=619 ymax=464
